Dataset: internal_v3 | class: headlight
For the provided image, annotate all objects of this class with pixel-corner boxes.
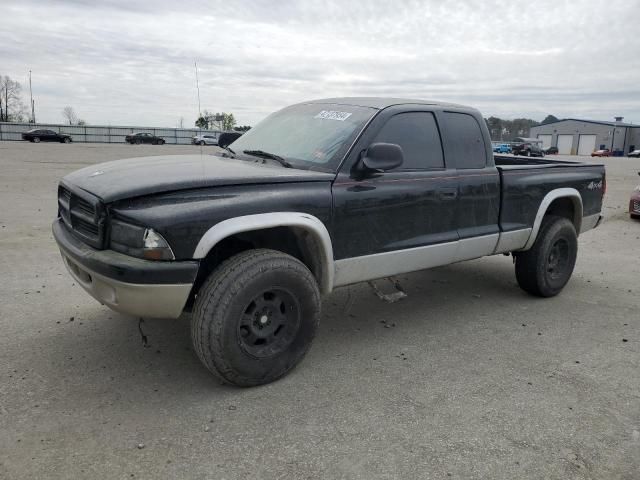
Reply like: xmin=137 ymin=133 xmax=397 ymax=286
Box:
xmin=110 ymin=219 xmax=175 ymax=260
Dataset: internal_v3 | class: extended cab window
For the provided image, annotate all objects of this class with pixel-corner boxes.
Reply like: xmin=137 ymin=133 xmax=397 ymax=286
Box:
xmin=373 ymin=112 xmax=444 ymax=170
xmin=441 ymin=112 xmax=487 ymax=169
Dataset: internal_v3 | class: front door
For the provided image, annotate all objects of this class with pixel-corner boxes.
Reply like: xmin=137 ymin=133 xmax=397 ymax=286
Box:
xmin=331 ymin=107 xmax=459 ymax=286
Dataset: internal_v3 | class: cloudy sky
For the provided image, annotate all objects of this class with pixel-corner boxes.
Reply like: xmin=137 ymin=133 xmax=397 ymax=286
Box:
xmin=2 ymin=0 xmax=639 ymax=127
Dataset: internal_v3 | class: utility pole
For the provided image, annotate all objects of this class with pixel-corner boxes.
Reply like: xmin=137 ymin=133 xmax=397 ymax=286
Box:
xmin=194 ymin=61 xmax=202 ymax=120
xmin=29 ymin=70 xmax=35 ymax=123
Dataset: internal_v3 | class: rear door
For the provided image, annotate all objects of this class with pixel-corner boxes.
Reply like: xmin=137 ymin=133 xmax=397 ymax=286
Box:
xmin=438 ymin=111 xmax=500 ymax=261
xmin=332 ymin=106 xmax=459 ymax=284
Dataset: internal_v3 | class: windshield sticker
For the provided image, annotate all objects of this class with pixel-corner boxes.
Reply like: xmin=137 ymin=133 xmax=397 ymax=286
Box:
xmin=314 ymin=110 xmax=352 ymax=121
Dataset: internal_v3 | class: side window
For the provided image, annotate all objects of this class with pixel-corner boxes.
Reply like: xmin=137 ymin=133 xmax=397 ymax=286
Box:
xmin=441 ymin=112 xmax=487 ymax=169
xmin=372 ymin=112 xmax=444 ymax=170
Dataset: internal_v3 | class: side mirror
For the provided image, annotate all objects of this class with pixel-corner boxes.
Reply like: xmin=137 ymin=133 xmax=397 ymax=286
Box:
xmin=360 ymin=143 xmax=404 ymax=173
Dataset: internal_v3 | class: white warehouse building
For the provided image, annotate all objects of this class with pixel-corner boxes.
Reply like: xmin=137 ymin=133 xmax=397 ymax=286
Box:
xmin=529 ymin=118 xmax=640 ymax=156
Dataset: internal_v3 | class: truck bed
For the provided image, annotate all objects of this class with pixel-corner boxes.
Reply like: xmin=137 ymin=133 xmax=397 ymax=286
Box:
xmin=494 ymin=154 xmax=598 ymax=169
xmin=493 ymin=154 xmax=605 ymax=233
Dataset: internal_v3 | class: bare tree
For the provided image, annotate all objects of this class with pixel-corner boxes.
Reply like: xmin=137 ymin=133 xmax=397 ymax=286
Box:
xmin=61 ymin=106 xmax=79 ymax=125
xmin=0 ymin=75 xmax=26 ymax=122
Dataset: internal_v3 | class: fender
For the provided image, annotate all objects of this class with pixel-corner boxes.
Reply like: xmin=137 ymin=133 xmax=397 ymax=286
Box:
xmin=192 ymin=212 xmax=335 ymax=294
xmin=522 ymin=188 xmax=583 ymax=250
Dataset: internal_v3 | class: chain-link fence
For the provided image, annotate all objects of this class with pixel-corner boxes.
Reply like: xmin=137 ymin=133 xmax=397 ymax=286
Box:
xmin=0 ymin=122 xmax=206 ymax=144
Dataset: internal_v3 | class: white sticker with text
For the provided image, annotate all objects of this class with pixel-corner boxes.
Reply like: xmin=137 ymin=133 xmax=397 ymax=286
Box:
xmin=314 ymin=110 xmax=352 ymax=121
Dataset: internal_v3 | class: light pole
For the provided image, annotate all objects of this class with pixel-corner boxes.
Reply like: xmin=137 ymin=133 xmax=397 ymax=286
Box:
xmin=194 ymin=61 xmax=202 ymax=120
xmin=29 ymin=70 xmax=35 ymax=123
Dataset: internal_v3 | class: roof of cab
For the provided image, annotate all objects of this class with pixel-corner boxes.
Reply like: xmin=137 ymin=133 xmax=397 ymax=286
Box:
xmin=302 ymin=97 xmax=467 ymax=110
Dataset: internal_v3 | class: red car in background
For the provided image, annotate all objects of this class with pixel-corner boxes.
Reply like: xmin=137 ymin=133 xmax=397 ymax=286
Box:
xmin=631 ymin=172 xmax=640 ymax=219
xmin=591 ymin=149 xmax=612 ymax=157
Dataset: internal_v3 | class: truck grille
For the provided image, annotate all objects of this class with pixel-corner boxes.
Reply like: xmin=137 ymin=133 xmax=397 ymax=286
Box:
xmin=58 ymin=184 xmax=106 ymax=249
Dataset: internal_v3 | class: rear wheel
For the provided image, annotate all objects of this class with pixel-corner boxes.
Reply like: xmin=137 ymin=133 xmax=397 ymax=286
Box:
xmin=63 ymin=137 xmax=71 ymax=143
xmin=515 ymin=215 xmax=577 ymax=297
xmin=192 ymin=249 xmax=320 ymax=387
xmin=199 ymin=140 xmax=205 ymax=146
xmin=158 ymin=139 xmax=165 ymax=145
xmin=135 ymin=139 xmax=141 ymax=145
xmin=33 ymin=137 xmax=40 ymax=143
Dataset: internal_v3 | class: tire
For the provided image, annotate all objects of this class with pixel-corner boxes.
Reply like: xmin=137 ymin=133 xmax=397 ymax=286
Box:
xmin=33 ymin=137 xmax=40 ymax=143
xmin=192 ymin=249 xmax=321 ymax=387
xmin=199 ymin=141 xmax=205 ymax=146
xmin=63 ymin=137 xmax=71 ymax=143
xmin=515 ymin=215 xmax=578 ymax=297
xmin=135 ymin=139 xmax=141 ymax=145
xmin=159 ymin=139 xmax=165 ymax=145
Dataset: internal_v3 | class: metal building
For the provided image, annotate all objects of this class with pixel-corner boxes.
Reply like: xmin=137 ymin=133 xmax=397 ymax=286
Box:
xmin=529 ymin=118 xmax=640 ymax=155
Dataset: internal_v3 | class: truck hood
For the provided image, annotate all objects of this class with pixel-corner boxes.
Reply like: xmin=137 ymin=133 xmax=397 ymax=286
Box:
xmin=62 ymin=154 xmax=335 ymax=203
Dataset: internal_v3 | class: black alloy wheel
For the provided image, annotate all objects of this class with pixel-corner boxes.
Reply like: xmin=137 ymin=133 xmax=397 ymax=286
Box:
xmin=238 ymin=288 xmax=301 ymax=358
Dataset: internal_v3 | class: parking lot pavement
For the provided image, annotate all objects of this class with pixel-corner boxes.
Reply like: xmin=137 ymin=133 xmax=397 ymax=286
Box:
xmin=1 ymin=142 xmax=639 ymax=479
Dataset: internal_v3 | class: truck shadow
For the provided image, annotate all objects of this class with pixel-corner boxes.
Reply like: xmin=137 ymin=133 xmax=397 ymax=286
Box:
xmin=30 ymin=257 xmax=581 ymax=398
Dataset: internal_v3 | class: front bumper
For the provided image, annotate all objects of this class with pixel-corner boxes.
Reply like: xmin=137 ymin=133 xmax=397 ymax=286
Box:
xmin=53 ymin=219 xmax=199 ymax=319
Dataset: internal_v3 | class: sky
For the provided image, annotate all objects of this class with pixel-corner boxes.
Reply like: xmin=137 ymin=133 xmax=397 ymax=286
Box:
xmin=2 ymin=0 xmax=639 ymax=127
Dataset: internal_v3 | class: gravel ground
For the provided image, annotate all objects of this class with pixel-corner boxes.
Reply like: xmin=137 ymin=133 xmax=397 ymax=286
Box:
xmin=1 ymin=142 xmax=639 ymax=479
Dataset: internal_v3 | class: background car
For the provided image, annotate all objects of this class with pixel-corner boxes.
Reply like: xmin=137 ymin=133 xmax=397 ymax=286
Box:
xmin=125 ymin=132 xmax=165 ymax=145
xmin=192 ymin=133 xmax=219 ymax=145
xmin=630 ymin=173 xmax=640 ymax=219
xmin=512 ymin=140 xmax=544 ymax=157
xmin=544 ymin=146 xmax=559 ymax=155
xmin=628 ymin=149 xmax=640 ymax=158
xmin=22 ymin=129 xmax=72 ymax=143
xmin=492 ymin=143 xmax=512 ymax=154
xmin=591 ymin=149 xmax=611 ymax=157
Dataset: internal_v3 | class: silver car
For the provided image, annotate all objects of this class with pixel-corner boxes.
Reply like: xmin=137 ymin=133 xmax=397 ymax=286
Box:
xmin=192 ymin=133 xmax=219 ymax=145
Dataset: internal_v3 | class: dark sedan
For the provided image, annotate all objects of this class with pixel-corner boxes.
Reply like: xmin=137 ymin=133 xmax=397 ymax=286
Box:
xmin=544 ymin=146 xmax=559 ymax=155
xmin=22 ymin=129 xmax=72 ymax=143
xmin=125 ymin=132 xmax=165 ymax=145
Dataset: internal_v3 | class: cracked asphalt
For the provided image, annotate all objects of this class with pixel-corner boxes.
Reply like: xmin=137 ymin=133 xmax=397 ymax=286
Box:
xmin=1 ymin=142 xmax=639 ymax=479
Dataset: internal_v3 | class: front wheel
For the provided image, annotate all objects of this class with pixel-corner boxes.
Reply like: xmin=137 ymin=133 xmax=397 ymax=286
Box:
xmin=192 ymin=249 xmax=321 ymax=387
xmin=199 ymin=140 xmax=205 ymax=146
xmin=158 ymin=139 xmax=165 ymax=145
xmin=63 ymin=137 xmax=71 ymax=143
xmin=515 ymin=215 xmax=578 ymax=297
xmin=135 ymin=139 xmax=141 ymax=145
xmin=33 ymin=137 xmax=41 ymax=143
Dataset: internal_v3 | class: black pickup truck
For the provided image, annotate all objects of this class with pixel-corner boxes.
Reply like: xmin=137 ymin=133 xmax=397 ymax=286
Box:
xmin=53 ymin=98 xmax=605 ymax=386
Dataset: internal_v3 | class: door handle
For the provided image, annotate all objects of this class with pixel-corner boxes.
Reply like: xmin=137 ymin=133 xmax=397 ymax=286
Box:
xmin=439 ymin=188 xmax=458 ymax=200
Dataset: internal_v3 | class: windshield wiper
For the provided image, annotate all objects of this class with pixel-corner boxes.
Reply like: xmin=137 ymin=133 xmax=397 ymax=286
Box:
xmin=220 ymin=145 xmax=235 ymax=157
xmin=243 ymin=150 xmax=292 ymax=168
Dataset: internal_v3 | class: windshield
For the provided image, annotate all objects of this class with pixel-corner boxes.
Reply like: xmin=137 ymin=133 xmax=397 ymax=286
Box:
xmin=228 ymin=103 xmax=377 ymax=171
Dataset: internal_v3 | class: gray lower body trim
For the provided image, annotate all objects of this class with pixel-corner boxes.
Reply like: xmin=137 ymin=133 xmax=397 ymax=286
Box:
xmin=334 ymin=233 xmax=504 ymax=287
xmin=334 ymin=241 xmax=458 ymax=287
xmin=580 ymin=213 xmax=603 ymax=233
xmin=494 ymin=229 xmax=532 ymax=253
xmin=61 ymin=252 xmax=192 ymax=319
